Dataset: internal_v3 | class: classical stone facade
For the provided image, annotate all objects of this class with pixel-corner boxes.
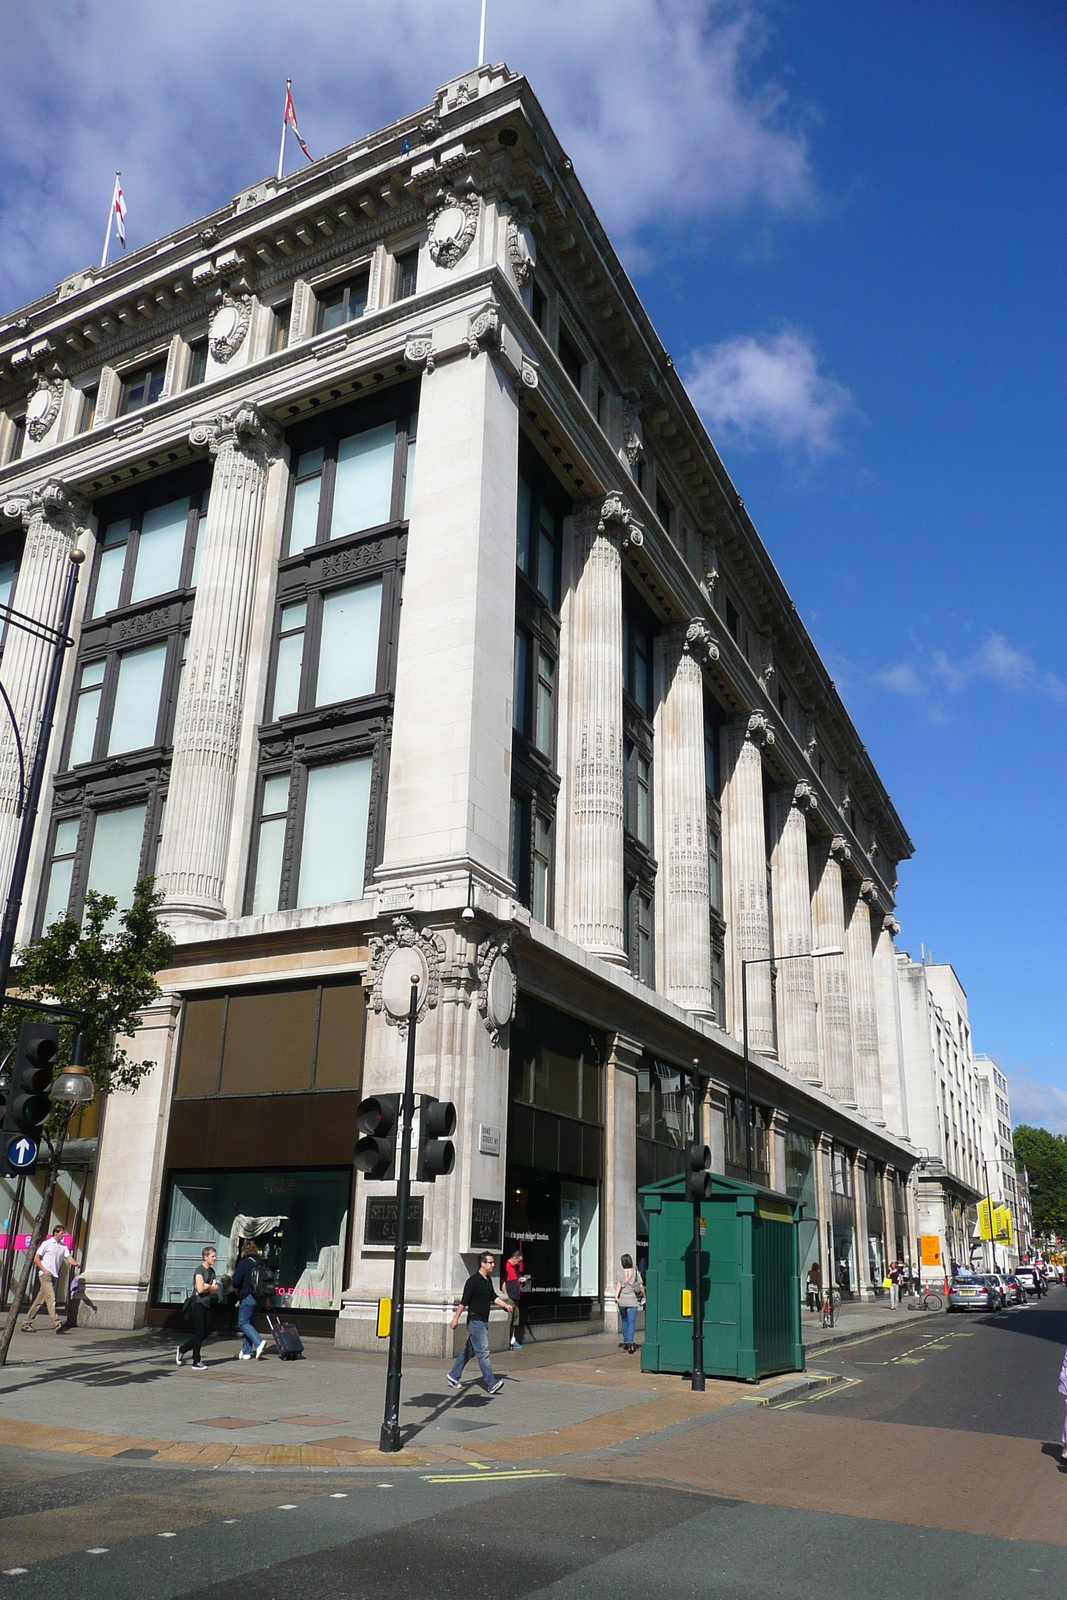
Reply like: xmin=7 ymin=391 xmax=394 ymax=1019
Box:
xmin=1 ymin=65 xmax=942 ymax=1332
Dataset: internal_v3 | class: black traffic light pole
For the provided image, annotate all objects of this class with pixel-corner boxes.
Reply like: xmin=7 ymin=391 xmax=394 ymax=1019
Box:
xmin=0 ymin=549 xmax=83 ymax=1012
xmin=379 ymin=976 xmax=419 ymax=1455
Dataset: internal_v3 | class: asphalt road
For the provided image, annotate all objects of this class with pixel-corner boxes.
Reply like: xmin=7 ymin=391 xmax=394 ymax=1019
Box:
xmin=1 ymin=1289 xmax=1065 ymax=1600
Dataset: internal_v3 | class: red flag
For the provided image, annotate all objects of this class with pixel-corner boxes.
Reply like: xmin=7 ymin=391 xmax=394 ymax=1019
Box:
xmin=283 ymin=82 xmax=313 ymax=164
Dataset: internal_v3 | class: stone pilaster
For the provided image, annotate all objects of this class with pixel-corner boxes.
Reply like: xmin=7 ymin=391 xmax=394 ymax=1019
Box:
xmin=874 ymin=914 xmax=910 ymax=1139
xmin=854 ymin=1151 xmax=875 ymax=1299
xmin=769 ymin=781 xmax=820 ymax=1082
xmin=0 ymin=480 xmax=89 ymax=910
xmin=564 ymin=494 xmax=641 ymax=964
xmin=846 ymin=880 xmax=884 ymax=1123
xmin=721 ymin=712 xmax=774 ymax=1051
xmin=653 ymin=619 xmax=717 ymax=1011
xmin=156 ymin=405 xmax=281 ymax=918
xmin=810 ymin=834 xmax=856 ymax=1104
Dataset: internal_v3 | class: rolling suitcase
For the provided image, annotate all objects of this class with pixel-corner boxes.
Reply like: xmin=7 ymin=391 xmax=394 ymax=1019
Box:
xmin=266 ymin=1311 xmax=304 ymax=1360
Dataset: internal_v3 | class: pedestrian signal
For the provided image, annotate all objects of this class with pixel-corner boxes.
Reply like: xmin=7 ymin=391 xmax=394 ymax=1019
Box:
xmin=687 ymin=1141 xmax=712 ymax=1203
xmin=354 ymin=1094 xmax=402 ymax=1181
xmin=416 ymin=1095 xmax=456 ymax=1183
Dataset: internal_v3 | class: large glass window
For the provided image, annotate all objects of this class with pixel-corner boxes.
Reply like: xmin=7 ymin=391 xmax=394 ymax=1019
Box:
xmin=297 ymin=757 xmax=372 ymax=908
xmin=281 ymin=397 xmax=414 ymax=558
xmin=64 ymin=636 xmax=181 ymax=770
xmin=85 ymin=803 xmax=149 ymax=930
xmin=108 ymin=642 xmax=168 ymax=755
xmin=330 ymin=424 xmax=396 ymax=540
xmin=315 ymin=580 xmax=382 ymax=706
xmin=88 ymin=485 xmax=206 ymax=617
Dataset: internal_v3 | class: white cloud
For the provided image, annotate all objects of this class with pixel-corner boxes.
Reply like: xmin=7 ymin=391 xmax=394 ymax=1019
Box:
xmin=1005 ymin=1071 xmax=1067 ymax=1137
xmin=683 ymin=329 xmax=852 ymax=456
xmin=877 ymin=632 xmax=1067 ymax=706
xmin=0 ymin=1 xmax=814 ymax=310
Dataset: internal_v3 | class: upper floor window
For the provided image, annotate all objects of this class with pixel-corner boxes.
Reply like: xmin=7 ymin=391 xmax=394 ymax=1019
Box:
xmin=623 ymin=603 xmax=653 ymax=717
xmin=270 ymin=301 xmax=292 ymax=354
xmin=394 ymin=249 xmax=418 ymax=301
xmin=531 ymin=282 xmax=547 ymax=333
xmin=557 ymin=325 xmax=584 ymax=391
xmin=120 ymin=360 xmax=167 ymax=415
xmin=282 ymin=395 xmax=416 ymax=559
xmin=186 ymin=340 xmax=208 ymax=390
xmin=88 ymin=486 xmax=208 ymax=618
xmin=317 ymin=270 xmax=369 ymax=333
xmin=39 ymin=798 xmax=162 ymax=935
xmin=5 ymin=414 xmax=26 ymax=464
xmin=77 ymin=387 xmax=98 ymax=434
xmin=655 ymin=489 xmax=672 ymax=537
xmin=268 ymin=577 xmax=384 ymax=722
xmin=516 ymin=465 xmax=561 ymax=610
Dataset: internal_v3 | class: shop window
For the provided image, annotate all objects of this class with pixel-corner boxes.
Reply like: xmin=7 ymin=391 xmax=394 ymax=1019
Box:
xmin=832 ymin=1146 xmax=853 ymax=1197
xmin=316 ymin=269 xmax=369 ymax=332
xmin=725 ymin=1094 xmax=769 ymax=1184
xmin=174 ymin=980 xmax=365 ymax=1100
xmin=120 ymin=360 xmax=167 ymax=415
xmin=156 ymin=1167 xmax=351 ymax=1312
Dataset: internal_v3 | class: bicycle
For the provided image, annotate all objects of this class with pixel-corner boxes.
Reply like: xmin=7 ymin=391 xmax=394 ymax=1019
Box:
xmin=907 ymin=1288 xmax=943 ymax=1311
xmin=820 ymin=1285 xmax=842 ymax=1327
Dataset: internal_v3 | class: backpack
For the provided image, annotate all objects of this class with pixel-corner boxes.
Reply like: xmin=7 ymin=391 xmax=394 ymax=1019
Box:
xmin=249 ymin=1258 xmax=277 ymax=1299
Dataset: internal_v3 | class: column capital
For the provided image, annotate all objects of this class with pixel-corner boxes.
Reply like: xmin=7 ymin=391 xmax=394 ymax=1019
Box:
xmin=3 ymin=478 xmax=88 ymax=538
xmin=576 ymin=490 xmax=644 ymax=548
xmin=683 ymin=616 xmax=720 ymax=664
xmin=830 ymin=833 xmax=851 ymax=863
xmin=792 ymin=779 xmax=818 ymax=813
xmin=189 ymin=403 xmax=282 ymax=464
xmin=883 ymin=914 xmax=901 ymax=937
xmin=745 ymin=710 xmax=776 ymax=749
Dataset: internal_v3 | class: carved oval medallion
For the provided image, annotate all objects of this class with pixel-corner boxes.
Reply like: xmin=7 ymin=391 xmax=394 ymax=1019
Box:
xmin=486 ymin=954 xmax=516 ymax=1032
xmin=380 ymin=945 xmax=428 ymax=1020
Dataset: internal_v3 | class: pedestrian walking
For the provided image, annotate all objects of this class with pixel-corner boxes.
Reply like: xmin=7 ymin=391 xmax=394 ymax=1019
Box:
xmin=615 ymin=1254 xmax=645 ymax=1353
xmin=21 ymin=1225 xmax=80 ymax=1333
xmin=503 ymin=1246 xmax=528 ymax=1349
xmin=888 ymin=1261 xmax=901 ymax=1309
xmin=445 ymin=1252 xmax=513 ymax=1395
xmin=176 ymin=1245 xmax=218 ymax=1371
xmin=230 ymin=1239 xmax=271 ymax=1360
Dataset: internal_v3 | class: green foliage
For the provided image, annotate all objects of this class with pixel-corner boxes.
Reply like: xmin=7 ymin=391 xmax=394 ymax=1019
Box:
xmin=1 ymin=878 xmax=174 ymax=1109
xmin=1012 ymin=1124 xmax=1067 ymax=1237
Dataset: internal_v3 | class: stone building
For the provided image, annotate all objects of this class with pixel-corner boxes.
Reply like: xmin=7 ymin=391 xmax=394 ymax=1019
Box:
xmin=0 ymin=65 xmax=921 ymax=1340
xmin=897 ymin=957 xmax=985 ymax=1279
xmin=974 ymin=1054 xmax=1020 ymax=1270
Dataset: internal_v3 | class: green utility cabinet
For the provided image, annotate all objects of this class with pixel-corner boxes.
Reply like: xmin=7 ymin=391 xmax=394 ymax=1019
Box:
xmin=640 ymin=1171 xmax=804 ymax=1381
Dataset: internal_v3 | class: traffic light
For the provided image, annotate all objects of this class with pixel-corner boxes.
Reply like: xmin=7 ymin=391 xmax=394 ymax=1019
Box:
xmin=354 ymin=1094 xmax=401 ymax=1181
xmin=3 ymin=1021 xmax=59 ymax=1175
xmin=687 ymin=1141 xmax=712 ymax=1203
xmin=416 ymin=1096 xmax=456 ymax=1183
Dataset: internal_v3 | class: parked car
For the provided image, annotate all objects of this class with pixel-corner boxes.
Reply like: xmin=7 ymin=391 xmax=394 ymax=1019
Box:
xmin=947 ymin=1274 xmax=999 ymax=1313
xmin=984 ymin=1273 xmax=1008 ymax=1308
xmin=1001 ymin=1273 xmax=1026 ymax=1306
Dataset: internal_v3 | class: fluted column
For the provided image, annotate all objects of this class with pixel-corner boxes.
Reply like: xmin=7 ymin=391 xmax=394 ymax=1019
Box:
xmin=157 ymin=405 xmax=281 ymax=918
xmin=846 ymin=879 xmax=884 ymax=1122
xmin=721 ymin=712 xmax=774 ymax=1052
xmin=0 ymin=481 xmax=88 ymax=906
xmin=810 ymin=834 xmax=856 ymax=1104
xmin=874 ymin=913 xmax=909 ymax=1139
xmin=565 ymin=493 xmax=640 ymax=964
xmin=769 ymin=781 xmax=820 ymax=1081
xmin=653 ymin=619 xmax=717 ymax=1011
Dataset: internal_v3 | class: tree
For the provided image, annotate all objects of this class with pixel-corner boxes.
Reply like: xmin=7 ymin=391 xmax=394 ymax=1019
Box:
xmin=1012 ymin=1125 xmax=1067 ymax=1242
xmin=0 ymin=879 xmax=174 ymax=1365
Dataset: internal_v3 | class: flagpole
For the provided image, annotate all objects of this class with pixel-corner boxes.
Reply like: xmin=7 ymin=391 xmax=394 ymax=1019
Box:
xmin=278 ymin=79 xmax=290 ymax=182
xmin=100 ymin=173 xmax=117 ymax=270
xmin=478 ymin=0 xmax=487 ymax=65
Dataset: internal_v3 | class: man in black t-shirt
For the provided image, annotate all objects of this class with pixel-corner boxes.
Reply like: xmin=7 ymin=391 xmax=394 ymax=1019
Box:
xmin=446 ymin=1252 xmax=513 ymax=1394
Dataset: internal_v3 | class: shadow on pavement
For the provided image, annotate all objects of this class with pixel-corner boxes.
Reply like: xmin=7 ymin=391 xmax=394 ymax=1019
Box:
xmin=971 ymin=1303 xmax=1067 ymax=1346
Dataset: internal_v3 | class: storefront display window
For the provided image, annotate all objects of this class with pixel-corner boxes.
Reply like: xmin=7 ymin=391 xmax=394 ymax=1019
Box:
xmin=156 ymin=1167 xmax=349 ymax=1312
xmin=636 ymin=1059 xmax=691 ymax=1271
xmin=785 ymin=1129 xmax=818 ymax=1280
xmin=506 ymin=995 xmax=604 ymax=1320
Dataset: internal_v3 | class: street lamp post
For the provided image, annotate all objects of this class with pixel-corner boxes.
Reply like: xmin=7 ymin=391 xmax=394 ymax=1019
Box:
xmin=740 ymin=947 xmax=843 ymax=1183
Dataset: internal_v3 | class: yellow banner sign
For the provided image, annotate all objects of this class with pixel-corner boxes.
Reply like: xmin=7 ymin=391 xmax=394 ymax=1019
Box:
xmin=977 ymin=1199 xmax=994 ymax=1241
xmin=920 ymin=1234 xmax=942 ymax=1266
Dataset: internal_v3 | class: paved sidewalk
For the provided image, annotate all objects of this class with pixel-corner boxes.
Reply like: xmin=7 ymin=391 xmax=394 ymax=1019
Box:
xmin=0 ymin=1323 xmax=812 ymax=1467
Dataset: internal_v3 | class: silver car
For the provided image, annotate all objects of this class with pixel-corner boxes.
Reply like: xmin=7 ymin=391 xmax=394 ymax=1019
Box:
xmin=947 ymin=1274 xmax=998 ymax=1313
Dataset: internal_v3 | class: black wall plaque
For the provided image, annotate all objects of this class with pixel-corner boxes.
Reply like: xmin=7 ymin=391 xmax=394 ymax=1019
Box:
xmin=470 ymin=1198 xmax=503 ymax=1252
xmin=364 ymin=1195 xmax=424 ymax=1247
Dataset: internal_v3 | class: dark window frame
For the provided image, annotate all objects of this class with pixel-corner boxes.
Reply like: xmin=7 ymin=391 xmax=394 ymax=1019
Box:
xmin=119 ymin=359 xmax=168 ymax=415
xmin=393 ymin=249 xmax=418 ymax=302
xmin=270 ymin=300 xmax=292 ymax=353
xmin=557 ymin=323 xmax=585 ymax=392
xmin=36 ymin=786 xmax=168 ymax=935
xmin=315 ymin=269 xmax=371 ymax=333
xmin=83 ymin=469 xmax=209 ymax=621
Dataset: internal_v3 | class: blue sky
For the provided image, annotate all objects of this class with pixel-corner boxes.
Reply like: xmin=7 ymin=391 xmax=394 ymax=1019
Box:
xmin=2 ymin=2 xmax=1064 ymax=1125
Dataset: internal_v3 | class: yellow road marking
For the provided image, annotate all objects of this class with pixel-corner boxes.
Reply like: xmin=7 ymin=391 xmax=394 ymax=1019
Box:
xmin=421 ymin=1469 xmax=563 ymax=1483
xmin=772 ymin=1378 xmax=862 ymax=1410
